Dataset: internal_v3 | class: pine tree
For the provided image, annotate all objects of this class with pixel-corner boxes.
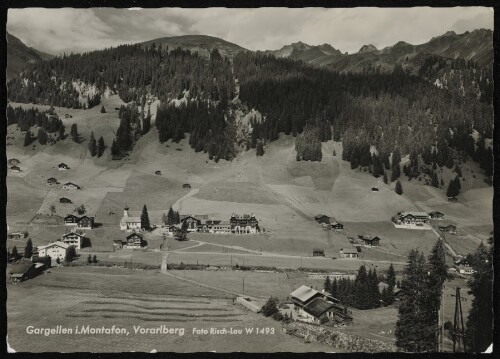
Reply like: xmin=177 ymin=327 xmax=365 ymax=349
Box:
xmin=70 ymin=123 xmax=78 ymax=142
xmin=65 ymin=246 xmax=77 ymax=262
xmin=37 ymin=128 xmax=48 ymax=145
xmin=24 ymin=239 xmax=33 ymax=258
xmin=167 ymin=207 xmax=175 ymax=225
xmin=395 ymin=249 xmax=436 ymax=352
xmin=395 ymin=180 xmax=403 ymax=195
xmin=88 ymin=131 xmax=97 ymax=156
xmin=256 ymin=141 xmax=265 ymax=156
xmin=111 ymin=139 xmax=120 ymax=156
xmin=97 ymin=136 xmax=105 ymax=157
xmin=383 ymin=172 xmax=388 ymax=184
xmin=141 ymin=204 xmax=150 ymax=230
xmin=387 ymin=263 xmax=396 ymax=288
xmin=446 ymin=179 xmax=459 ymax=198
xmin=427 ymin=238 xmax=448 ymax=347
xmin=391 ymin=148 xmax=401 ymax=182
xmin=100 ymin=106 xmax=106 ymax=113
xmin=465 ymin=240 xmax=493 ymax=352
xmin=11 ymin=246 xmax=19 ymax=260
xmin=58 ymin=125 xmax=65 ymax=140
xmin=87 ymin=254 xmax=92 ymax=264
xmin=24 ymin=130 xmax=32 ymax=147
xmin=431 ymin=172 xmax=439 ymax=188
xmin=324 ymin=276 xmax=331 ymax=293
xmin=93 ymin=254 xmax=97 ymax=263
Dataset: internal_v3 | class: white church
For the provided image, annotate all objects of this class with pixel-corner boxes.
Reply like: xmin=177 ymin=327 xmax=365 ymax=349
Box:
xmin=120 ymin=207 xmax=142 ymax=231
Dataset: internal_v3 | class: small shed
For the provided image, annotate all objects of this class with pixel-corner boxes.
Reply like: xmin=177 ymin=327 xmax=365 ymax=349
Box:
xmin=155 ymin=170 xmax=162 ymax=175
xmin=371 ymin=187 xmax=379 ymax=192
xmin=183 ymin=183 xmax=191 ymax=189
xmin=313 ymin=249 xmax=325 ymax=257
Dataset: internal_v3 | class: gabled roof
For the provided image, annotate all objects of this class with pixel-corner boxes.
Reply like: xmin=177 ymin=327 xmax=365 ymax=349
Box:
xmin=9 ymin=260 xmax=35 ymax=274
xmin=62 ymin=232 xmax=84 ymax=239
xmin=314 ymin=214 xmax=330 ymax=220
xmin=126 ymin=232 xmax=143 ymax=240
xmin=122 ymin=216 xmax=141 ymax=223
xmin=65 ymin=214 xmax=78 ymax=220
xmin=58 ymin=163 xmax=69 ymax=167
xmin=38 ymin=241 xmax=70 ymax=250
xmin=63 ymin=182 xmax=80 ymax=187
xmin=47 ymin=177 xmax=58 ymax=182
xmin=399 ymin=211 xmax=429 ymax=218
xmin=303 ymin=297 xmax=336 ymax=318
xmin=290 ymin=285 xmax=320 ymax=303
xmin=340 ymin=248 xmax=358 ymax=254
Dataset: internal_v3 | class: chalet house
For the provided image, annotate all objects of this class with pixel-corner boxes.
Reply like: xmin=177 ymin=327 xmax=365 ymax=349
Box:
xmin=290 ymin=285 xmax=349 ymax=324
xmin=180 ymin=215 xmax=209 ymax=232
xmin=183 ymin=183 xmax=191 ymax=189
xmin=314 ymin=214 xmax=330 ymax=224
xmin=155 ymin=170 xmax=162 ymax=175
xmin=392 ymin=211 xmax=431 ymax=229
xmin=358 ymin=234 xmax=381 ymax=246
xmin=371 ymin=187 xmax=379 ymax=192
xmin=61 ymin=231 xmax=85 ymax=251
xmin=47 ymin=177 xmax=59 ymax=186
xmin=206 ymin=220 xmax=231 ymax=234
xmin=120 ymin=208 xmax=142 ymax=231
xmin=9 ymin=260 xmax=44 ymax=283
xmin=454 ymin=256 xmax=470 ymax=267
xmin=330 ymin=222 xmax=344 ymax=231
xmin=64 ymin=214 xmax=79 ymax=225
xmin=339 ymin=248 xmax=359 ymax=258
xmin=230 ymin=213 xmax=259 ymax=234
xmin=58 ymin=163 xmax=70 ymax=170
xmin=455 ymin=265 xmax=475 ymax=275
xmin=8 ymin=232 xmax=25 ymax=240
xmin=77 ymin=216 xmax=94 ymax=229
xmin=60 ymin=197 xmax=72 ymax=204
xmin=61 ymin=182 xmax=81 ymax=190
xmin=113 ymin=232 xmax=148 ymax=250
xmin=10 ymin=165 xmax=21 ymax=172
xmin=428 ymin=211 xmax=445 ymax=220
xmin=313 ymin=249 xmax=325 ymax=257
xmin=37 ymin=241 xmax=70 ymax=264
xmin=438 ymin=224 xmax=457 ymax=235
xmin=8 ymin=158 xmax=20 ymax=166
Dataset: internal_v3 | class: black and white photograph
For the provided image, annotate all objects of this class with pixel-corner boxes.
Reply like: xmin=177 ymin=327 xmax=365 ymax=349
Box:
xmin=3 ymin=4 xmax=495 ymax=353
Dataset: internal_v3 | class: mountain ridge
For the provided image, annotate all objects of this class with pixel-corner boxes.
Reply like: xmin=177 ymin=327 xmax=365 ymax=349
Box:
xmin=7 ymin=32 xmax=54 ymax=81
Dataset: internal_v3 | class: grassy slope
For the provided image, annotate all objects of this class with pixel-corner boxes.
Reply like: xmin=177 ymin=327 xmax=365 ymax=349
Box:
xmin=6 ymin=98 xmax=492 ymax=262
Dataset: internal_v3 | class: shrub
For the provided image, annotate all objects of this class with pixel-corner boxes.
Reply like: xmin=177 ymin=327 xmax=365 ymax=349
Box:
xmin=261 ymin=297 xmax=279 ymax=317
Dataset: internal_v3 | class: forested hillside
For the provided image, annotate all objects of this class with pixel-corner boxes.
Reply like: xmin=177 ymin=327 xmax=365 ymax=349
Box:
xmin=6 ymin=35 xmax=493 ymax=180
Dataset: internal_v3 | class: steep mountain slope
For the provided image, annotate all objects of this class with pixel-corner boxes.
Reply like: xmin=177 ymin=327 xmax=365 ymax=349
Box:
xmin=141 ymin=34 xmax=248 ymax=58
xmin=6 ymin=32 xmax=53 ymax=81
xmin=267 ymin=29 xmax=493 ymax=72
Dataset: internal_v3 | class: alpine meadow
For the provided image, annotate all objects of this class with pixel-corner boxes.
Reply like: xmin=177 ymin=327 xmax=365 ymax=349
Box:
xmin=5 ymin=7 xmax=494 ymax=354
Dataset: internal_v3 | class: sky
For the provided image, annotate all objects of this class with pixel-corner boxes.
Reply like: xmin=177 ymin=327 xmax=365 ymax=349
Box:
xmin=7 ymin=7 xmax=494 ymax=55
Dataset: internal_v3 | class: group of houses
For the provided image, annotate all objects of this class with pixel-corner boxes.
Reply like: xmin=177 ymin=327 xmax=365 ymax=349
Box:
xmin=176 ymin=213 xmax=260 ymax=234
xmin=64 ymin=214 xmax=95 ymax=229
xmin=113 ymin=232 xmax=148 ymax=250
xmin=289 ymin=285 xmax=353 ymax=325
xmin=314 ymin=215 xmax=344 ymax=231
xmin=392 ymin=210 xmax=445 ymax=229
xmin=47 ymin=178 xmax=81 ymax=190
xmin=453 ymin=256 xmax=475 ymax=275
xmin=120 ymin=207 xmax=261 ymax=235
